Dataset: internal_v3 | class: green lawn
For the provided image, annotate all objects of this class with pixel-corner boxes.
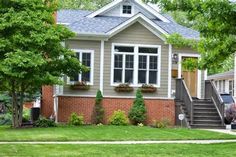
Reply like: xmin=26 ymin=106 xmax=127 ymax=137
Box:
xmin=0 ymin=143 xmax=236 ymax=157
xmin=0 ymin=125 xmax=235 ymax=141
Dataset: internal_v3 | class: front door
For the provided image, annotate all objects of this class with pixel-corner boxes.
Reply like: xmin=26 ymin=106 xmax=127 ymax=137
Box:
xmin=181 ymin=57 xmax=198 ymax=97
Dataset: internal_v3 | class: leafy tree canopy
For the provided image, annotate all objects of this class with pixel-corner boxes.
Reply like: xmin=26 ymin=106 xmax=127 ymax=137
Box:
xmin=154 ymin=0 xmax=236 ymax=72
xmin=0 ymin=0 xmax=86 ymax=128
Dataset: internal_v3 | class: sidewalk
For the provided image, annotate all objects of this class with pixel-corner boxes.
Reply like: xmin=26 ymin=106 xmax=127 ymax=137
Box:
xmin=203 ymin=129 xmax=236 ymax=136
xmin=0 ymin=140 xmax=236 ymax=145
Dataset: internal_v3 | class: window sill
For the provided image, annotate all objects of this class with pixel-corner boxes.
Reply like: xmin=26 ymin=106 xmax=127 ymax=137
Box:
xmin=111 ymin=83 xmax=160 ymax=88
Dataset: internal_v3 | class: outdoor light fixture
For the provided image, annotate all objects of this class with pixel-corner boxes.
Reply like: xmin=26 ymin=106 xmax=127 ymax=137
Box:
xmin=172 ymin=53 xmax=179 ymax=64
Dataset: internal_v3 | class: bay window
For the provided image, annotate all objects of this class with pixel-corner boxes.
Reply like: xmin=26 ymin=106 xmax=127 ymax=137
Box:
xmin=112 ymin=44 xmax=160 ymax=87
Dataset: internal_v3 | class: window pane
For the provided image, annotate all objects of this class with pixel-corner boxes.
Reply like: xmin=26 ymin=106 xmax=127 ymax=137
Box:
xmin=139 ymin=47 xmax=158 ymax=54
xmin=123 ymin=5 xmax=132 ymax=14
xmin=150 ymin=56 xmax=158 ymax=70
xmin=115 ymin=55 xmax=123 ymax=68
xmin=114 ymin=46 xmax=134 ymax=52
xmin=125 ymin=70 xmax=133 ymax=83
xmin=126 ymin=55 xmax=134 ymax=69
xmin=82 ymin=72 xmax=90 ymax=82
xmin=138 ymin=70 xmax=146 ymax=84
xmin=139 ymin=56 xmax=147 ymax=69
xmin=82 ymin=53 xmax=91 ymax=67
xmin=114 ymin=69 xmax=122 ymax=83
xmin=149 ymin=71 xmax=157 ymax=84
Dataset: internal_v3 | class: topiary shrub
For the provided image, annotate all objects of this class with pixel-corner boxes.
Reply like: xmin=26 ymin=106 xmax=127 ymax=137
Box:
xmin=109 ymin=110 xmax=129 ymax=126
xmin=68 ymin=112 xmax=84 ymax=126
xmin=92 ymin=90 xmax=104 ymax=124
xmin=34 ymin=117 xmax=56 ymax=128
xmin=128 ymin=89 xmax=147 ymax=125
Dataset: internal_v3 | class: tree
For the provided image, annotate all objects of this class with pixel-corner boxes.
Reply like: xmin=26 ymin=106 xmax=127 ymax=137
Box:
xmin=92 ymin=90 xmax=104 ymax=124
xmin=128 ymin=89 xmax=147 ymax=125
xmin=0 ymin=0 xmax=86 ymax=128
xmin=58 ymin=0 xmax=111 ymax=10
xmin=156 ymin=0 xmax=236 ymax=71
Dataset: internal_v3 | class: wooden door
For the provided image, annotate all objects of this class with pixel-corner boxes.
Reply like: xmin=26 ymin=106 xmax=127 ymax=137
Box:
xmin=182 ymin=70 xmax=198 ymax=97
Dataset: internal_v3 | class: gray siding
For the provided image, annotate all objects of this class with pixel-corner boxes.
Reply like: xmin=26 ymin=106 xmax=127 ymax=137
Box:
xmin=64 ymin=40 xmax=101 ymax=96
xmin=103 ymin=22 xmax=169 ymax=98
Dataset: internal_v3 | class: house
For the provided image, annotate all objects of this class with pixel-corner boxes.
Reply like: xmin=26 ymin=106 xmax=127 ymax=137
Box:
xmin=208 ymin=70 xmax=235 ymax=97
xmin=41 ymin=0 xmax=208 ymax=126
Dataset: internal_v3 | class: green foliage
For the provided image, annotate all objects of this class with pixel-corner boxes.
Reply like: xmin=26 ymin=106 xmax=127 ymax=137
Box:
xmin=68 ymin=113 xmax=84 ymax=126
xmin=58 ymin=0 xmax=112 ymax=10
xmin=109 ymin=110 xmax=129 ymax=126
xmin=158 ymin=0 xmax=236 ymax=71
xmin=166 ymin=33 xmax=198 ymax=49
xmin=34 ymin=117 xmax=56 ymax=128
xmin=128 ymin=89 xmax=147 ymax=124
xmin=92 ymin=90 xmax=104 ymax=124
xmin=0 ymin=0 xmax=86 ymax=127
xmin=0 ymin=113 xmax=12 ymax=125
xmin=182 ymin=58 xmax=199 ymax=71
xmin=22 ymin=109 xmax=30 ymax=122
xmin=152 ymin=119 xmax=171 ymax=128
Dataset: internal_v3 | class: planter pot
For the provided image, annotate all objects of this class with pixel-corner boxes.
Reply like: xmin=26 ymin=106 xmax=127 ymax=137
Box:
xmin=114 ymin=87 xmax=134 ymax=92
xmin=70 ymin=85 xmax=90 ymax=90
xmin=226 ymin=124 xmax=232 ymax=130
xmin=140 ymin=87 xmax=157 ymax=93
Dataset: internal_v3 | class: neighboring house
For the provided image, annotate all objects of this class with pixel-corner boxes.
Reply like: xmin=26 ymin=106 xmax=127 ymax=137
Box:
xmin=208 ymin=70 xmax=235 ymax=97
xmin=41 ymin=0 xmax=206 ymax=125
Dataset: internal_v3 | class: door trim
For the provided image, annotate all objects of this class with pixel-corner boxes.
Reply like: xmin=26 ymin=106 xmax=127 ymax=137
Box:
xmin=178 ymin=53 xmax=201 ymax=98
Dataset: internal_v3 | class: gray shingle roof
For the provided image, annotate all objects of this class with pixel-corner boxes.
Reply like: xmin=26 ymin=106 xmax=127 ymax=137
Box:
xmin=57 ymin=9 xmax=200 ymax=39
xmin=208 ymin=70 xmax=234 ymax=80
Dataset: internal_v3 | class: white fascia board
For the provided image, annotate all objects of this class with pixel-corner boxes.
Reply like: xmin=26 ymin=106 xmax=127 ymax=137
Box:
xmin=87 ymin=0 xmax=123 ymax=18
xmin=134 ymin=0 xmax=170 ymax=22
xmin=107 ymin=13 xmax=169 ymax=40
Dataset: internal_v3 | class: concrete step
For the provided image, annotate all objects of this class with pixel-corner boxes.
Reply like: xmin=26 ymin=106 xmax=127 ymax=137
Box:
xmin=193 ymin=105 xmax=215 ymax=109
xmin=194 ymin=108 xmax=217 ymax=112
xmin=194 ymin=112 xmax=219 ymax=116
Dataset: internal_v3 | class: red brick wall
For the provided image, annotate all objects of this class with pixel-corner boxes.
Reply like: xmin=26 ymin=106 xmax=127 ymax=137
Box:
xmin=41 ymin=86 xmax=54 ymax=118
xmin=57 ymin=96 xmax=175 ymax=125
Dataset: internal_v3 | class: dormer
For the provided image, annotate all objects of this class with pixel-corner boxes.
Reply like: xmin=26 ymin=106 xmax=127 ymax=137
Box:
xmin=87 ymin=0 xmax=170 ymax=22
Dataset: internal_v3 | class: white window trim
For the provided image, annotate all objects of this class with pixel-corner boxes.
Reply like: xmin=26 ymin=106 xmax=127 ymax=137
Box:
xmin=110 ymin=43 xmax=161 ymax=88
xmin=69 ymin=49 xmax=94 ymax=85
xmin=120 ymin=3 xmax=134 ymax=17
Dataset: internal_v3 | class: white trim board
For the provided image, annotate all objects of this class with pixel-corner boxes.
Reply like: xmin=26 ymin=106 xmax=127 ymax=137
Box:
xmin=168 ymin=44 xmax=172 ymax=98
xmin=107 ymin=13 xmax=168 ymax=41
xmin=86 ymin=0 xmax=170 ymax=23
xmin=177 ymin=53 xmax=202 ymax=98
xmin=100 ymin=40 xmax=105 ymax=93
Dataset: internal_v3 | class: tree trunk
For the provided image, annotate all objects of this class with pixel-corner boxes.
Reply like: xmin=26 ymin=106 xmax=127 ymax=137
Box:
xmin=12 ymin=91 xmax=20 ymax=128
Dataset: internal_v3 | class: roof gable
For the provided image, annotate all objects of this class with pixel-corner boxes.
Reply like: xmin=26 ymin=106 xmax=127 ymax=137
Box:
xmin=86 ymin=0 xmax=170 ymax=22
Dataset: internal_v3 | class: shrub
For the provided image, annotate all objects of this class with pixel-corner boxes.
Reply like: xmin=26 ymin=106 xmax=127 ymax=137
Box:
xmin=152 ymin=119 xmax=171 ymax=128
xmin=128 ymin=89 xmax=147 ymax=125
xmin=92 ymin=90 xmax=104 ymax=124
xmin=68 ymin=112 xmax=84 ymax=126
xmin=0 ymin=113 xmax=12 ymax=125
xmin=109 ymin=110 xmax=129 ymax=126
xmin=34 ymin=117 xmax=56 ymax=128
xmin=22 ymin=108 xmax=31 ymax=122
xmin=225 ymin=104 xmax=236 ymax=124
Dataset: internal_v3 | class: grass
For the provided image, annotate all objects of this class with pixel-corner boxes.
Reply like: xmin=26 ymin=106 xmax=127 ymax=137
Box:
xmin=0 ymin=125 xmax=235 ymax=141
xmin=1 ymin=143 xmax=236 ymax=157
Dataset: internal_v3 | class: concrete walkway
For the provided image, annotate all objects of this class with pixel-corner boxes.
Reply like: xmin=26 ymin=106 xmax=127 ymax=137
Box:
xmin=203 ymin=129 xmax=236 ymax=136
xmin=0 ymin=140 xmax=236 ymax=145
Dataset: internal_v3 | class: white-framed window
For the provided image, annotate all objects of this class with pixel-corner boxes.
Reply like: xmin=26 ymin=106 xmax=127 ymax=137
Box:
xmin=120 ymin=3 xmax=133 ymax=17
xmin=69 ymin=49 xmax=94 ymax=85
xmin=111 ymin=43 xmax=161 ymax=87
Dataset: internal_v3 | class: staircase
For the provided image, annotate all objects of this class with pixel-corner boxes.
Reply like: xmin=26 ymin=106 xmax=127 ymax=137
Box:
xmin=181 ymin=99 xmax=224 ymax=129
xmin=176 ymin=79 xmax=225 ymax=129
